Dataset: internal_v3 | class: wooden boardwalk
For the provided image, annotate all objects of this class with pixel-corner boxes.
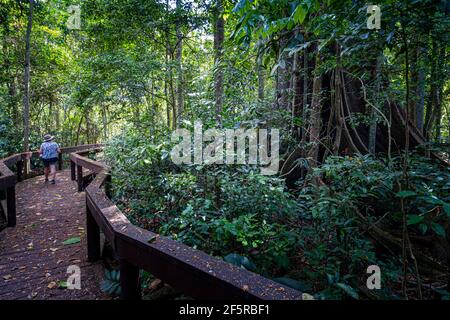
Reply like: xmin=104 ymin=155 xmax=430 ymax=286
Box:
xmin=0 ymin=170 xmax=107 ymax=300
xmin=0 ymin=146 xmax=303 ymax=301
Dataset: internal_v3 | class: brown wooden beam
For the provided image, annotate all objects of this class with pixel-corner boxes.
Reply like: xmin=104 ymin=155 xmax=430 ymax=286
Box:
xmin=77 ymin=165 xmax=83 ymax=192
xmin=86 ymin=199 xmax=101 ymax=262
xmin=119 ymin=259 xmax=141 ymax=300
xmin=58 ymin=153 xmax=63 ymax=171
xmin=6 ymin=186 xmax=16 ymax=227
xmin=70 ymin=161 xmax=76 ymax=181
xmin=16 ymin=160 xmax=23 ymax=182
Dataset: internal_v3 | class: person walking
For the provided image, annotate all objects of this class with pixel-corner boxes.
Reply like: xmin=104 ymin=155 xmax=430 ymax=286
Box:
xmin=39 ymin=134 xmax=61 ymax=184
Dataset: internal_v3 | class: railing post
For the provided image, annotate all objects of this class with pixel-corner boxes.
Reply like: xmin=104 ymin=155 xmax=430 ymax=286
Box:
xmin=105 ymin=173 xmax=112 ymax=199
xmin=6 ymin=186 xmax=16 ymax=227
xmin=86 ymin=199 xmax=101 ymax=262
xmin=70 ymin=160 xmax=76 ymax=181
xmin=77 ymin=165 xmax=83 ymax=192
xmin=0 ymin=189 xmax=5 ymax=201
xmin=16 ymin=160 xmax=23 ymax=182
xmin=58 ymin=153 xmax=63 ymax=171
xmin=119 ymin=259 xmax=141 ymax=300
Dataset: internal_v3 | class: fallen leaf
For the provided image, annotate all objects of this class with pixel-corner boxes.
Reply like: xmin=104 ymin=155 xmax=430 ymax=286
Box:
xmin=62 ymin=237 xmax=81 ymax=245
xmin=28 ymin=292 xmax=38 ymax=299
xmin=147 ymin=235 xmax=159 ymax=243
xmin=302 ymin=293 xmax=315 ymax=300
xmin=47 ymin=281 xmax=57 ymax=289
xmin=149 ymin=279 xmax=162 ymax=290
xmin=3 ymin=275 xmax=12 ymax=280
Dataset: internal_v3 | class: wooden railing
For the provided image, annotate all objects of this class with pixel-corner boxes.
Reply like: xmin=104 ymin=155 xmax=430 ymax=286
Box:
xmin=70 ymin=148 xmax=302 ymax=300
xmin=0 ymin=144 xmax=102 ymax=228
xmin=0 ymin=144 xmax=302 ymax=300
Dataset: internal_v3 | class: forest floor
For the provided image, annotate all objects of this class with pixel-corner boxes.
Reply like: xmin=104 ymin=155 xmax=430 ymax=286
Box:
xmin=0 ymin=170 xmax=108 ymax=300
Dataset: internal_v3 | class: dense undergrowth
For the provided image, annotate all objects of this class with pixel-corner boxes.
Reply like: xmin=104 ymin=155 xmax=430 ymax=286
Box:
xmin=105 ymin=131 xmax=450 ymax=300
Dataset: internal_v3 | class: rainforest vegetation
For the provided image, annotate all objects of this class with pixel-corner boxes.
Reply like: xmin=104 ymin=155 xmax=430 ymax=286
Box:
xmin=1 ymin=0 xmax=449 ymax=299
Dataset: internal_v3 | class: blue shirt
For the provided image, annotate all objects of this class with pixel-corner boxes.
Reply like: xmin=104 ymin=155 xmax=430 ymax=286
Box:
xmin=41 ymin=141 xmax=59 ymax=159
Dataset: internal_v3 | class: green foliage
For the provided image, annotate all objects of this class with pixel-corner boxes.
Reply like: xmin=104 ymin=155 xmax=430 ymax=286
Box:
xmin=105 ymin=131 xmax=302 ymax=275
xmin=296 ymin=152 xmax=450 ymax=298
xmin=273 ymin=277 xmax=312 ymax=293
xmin=0 ymin=109 xmax=18 ymax=157
xmin=100 ymin=269 xmax=121 ymax=297
xmin=224 ymin=253 xmax=256 ymax=272
xmin=106 ymin=127 xmax=450 ymax=299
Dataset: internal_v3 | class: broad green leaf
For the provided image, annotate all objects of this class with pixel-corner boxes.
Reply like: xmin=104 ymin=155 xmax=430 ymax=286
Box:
xmin=273 ymin=277 xmax=312 ymax=292
xmin=431 ymin=223 xmax=446 ymax=237
xmin=418 ymin=223 xmax=428 ymax=234
xmin=292 ymin=5 xmax=307 ymax=24
xmin=224 ymin=253 xmax=256 ymax=272
xmin=395 ymin=190 xmax=417 ymax=198
xmin=336 ymin=283 xmax=359 ymax=299
xmin=407 ymin=215 xmax=424 ymax=225
xmin=62 ymin=237 xmax=81 ymax=245
xmin=443 ymin=203 xmax=450 ymax=217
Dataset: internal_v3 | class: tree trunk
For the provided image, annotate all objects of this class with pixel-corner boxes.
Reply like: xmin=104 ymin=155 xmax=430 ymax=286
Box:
xmin=416 ymin=45 xmax=426 ymax=133
xmin=169 ymin=69 xmax=176 ymax=129
xmin=257 ymin=57 xmax=265 ymax=101
xmin=55 ymin=101 xmax=60 ymax=131
xmin=424 ymin=40 xmax=445 ymax=141
xmin=175 ymin=0 xmax=184 ymax=126
xmin=291 ymin=38 xmax=303 ymax=138
xmin=300 ymin=43 xmax=310 ymax=143
xmin=164 ymin=0 xmax=174 ymax=128
xmin=151 ymin=78 xmax=156 ymax=119
xmin=408 ymin=40 xmax=418 ymax=127
xmin=435 ymin=97 xmax=442 ymax=142
xmin=307 ymin=52 xmax=323 ymax=167
xmin=165 ymin=74 xmax=171 ymax=127
xmin=23 ymin=0 xmax=34 ymax=151
xmin=276 ymin=36 xmax=291 ymax=110
xmin=22 ymin=0 xmax=34 ymax=174
xmin=424 ymin=39 xmax=438 ymax=140
xmin=101 ymin=105 xmax=108 ymax=141
xmin=75 ymin=116 xmax=83 ymax=146
xmin=85 ymin=109 xmax=91 ymax=144
xmin=434 ymin=45 xmax=446 ymax=141
xmin=214 ymin=0 xmax=224 ymax=126
xmin=368 ymin=54 xmax=383 ymax=154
